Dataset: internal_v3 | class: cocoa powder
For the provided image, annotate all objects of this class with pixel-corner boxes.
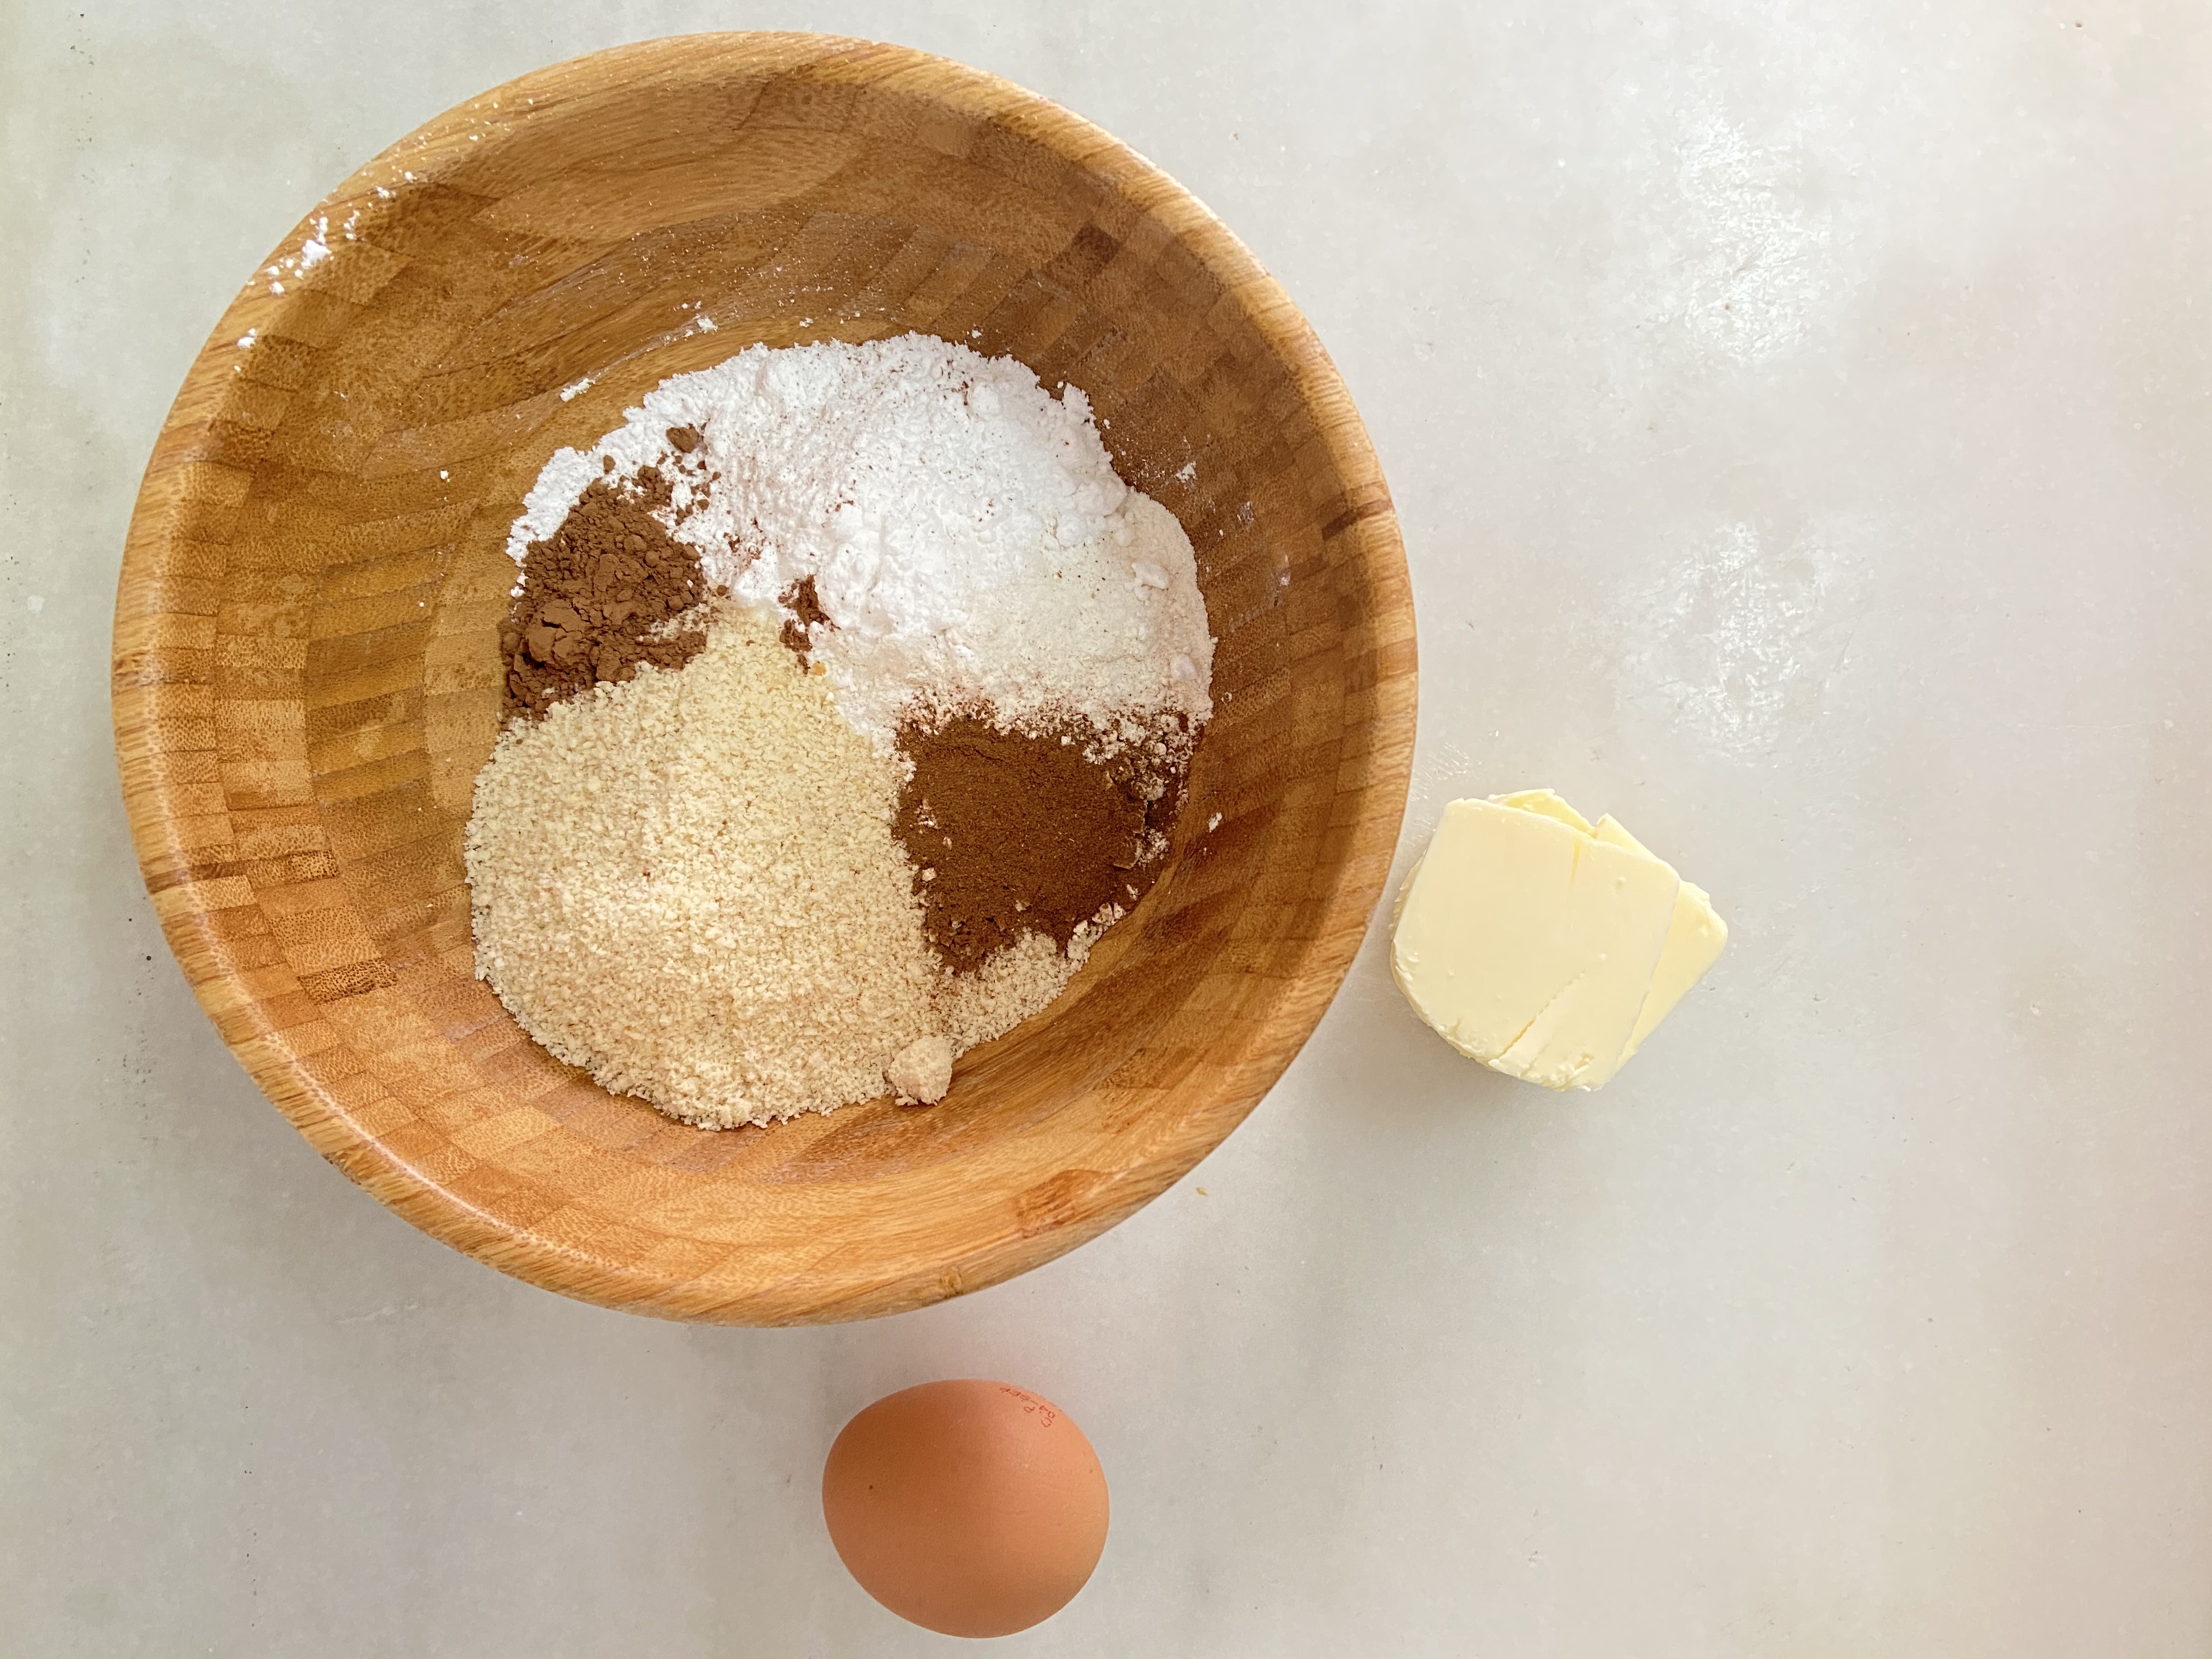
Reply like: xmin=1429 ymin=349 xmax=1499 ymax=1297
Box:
xmin=501 ymin=467 xmax=708 ymax=720
xmin=894 ymin=714 xmax=1186 ymax=972
xmin=778 ymin=574 xmax=831 ymax=663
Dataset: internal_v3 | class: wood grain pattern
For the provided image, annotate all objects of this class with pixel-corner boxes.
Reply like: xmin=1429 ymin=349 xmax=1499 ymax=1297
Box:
xmin=111 ymin=33 xmax=1416 ymax=1324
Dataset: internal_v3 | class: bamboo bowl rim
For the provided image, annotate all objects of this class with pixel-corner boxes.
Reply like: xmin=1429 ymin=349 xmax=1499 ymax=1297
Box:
xmin=111 ymin=33 xmax=1416 ymax=1323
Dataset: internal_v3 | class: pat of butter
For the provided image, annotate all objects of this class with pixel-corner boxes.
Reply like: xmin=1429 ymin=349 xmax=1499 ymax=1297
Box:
xmin=1589 ymin=814 xmax=1728 ymax=1064
xmin=1390 ymin=793 xmax=1726 ymax=1090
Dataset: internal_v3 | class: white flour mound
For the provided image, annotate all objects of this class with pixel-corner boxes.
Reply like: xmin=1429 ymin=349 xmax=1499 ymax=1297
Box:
xmin=507 ymin=334 xmax=1214 ymax=749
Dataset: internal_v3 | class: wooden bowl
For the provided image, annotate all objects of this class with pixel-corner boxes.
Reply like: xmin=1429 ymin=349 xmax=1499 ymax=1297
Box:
xmin=111 ymin=33 xmax=1414 ymax=1324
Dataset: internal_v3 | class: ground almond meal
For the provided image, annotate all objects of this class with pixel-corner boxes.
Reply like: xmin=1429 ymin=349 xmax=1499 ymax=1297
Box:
xmin=466 ymin=335 xmax=1212 ymax=1128
xmin=466 ymin=607 xmax=1086 ymax=1127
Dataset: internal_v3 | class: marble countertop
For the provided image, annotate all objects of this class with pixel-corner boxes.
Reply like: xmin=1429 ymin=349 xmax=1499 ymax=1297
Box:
xmin=7 ymin=3 xmax=2210 ymax=1653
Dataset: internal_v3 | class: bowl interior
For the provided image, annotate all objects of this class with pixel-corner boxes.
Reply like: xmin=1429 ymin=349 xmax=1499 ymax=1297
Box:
xmin=114 ymin=33 xmax=1413 ymax=1324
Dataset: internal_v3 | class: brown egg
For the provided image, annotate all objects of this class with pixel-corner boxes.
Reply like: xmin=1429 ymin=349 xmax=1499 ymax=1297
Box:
xmin=821 ymin=1379 xmax=1110 ymax=1637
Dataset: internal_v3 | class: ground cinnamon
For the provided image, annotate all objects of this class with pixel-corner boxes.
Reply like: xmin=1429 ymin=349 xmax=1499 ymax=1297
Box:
xmin=501 ymin=467 xmax=708 ymax=720
xmin=894 ymin=714 xmax=1186 ymax=972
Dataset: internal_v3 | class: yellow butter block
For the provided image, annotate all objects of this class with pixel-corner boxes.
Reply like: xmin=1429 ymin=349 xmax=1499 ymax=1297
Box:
xmin=1390 ymin=792 xmax=1726 ymax=1090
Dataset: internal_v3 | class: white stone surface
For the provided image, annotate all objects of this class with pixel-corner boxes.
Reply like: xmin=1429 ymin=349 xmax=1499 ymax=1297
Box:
xmin=6 ymin=3 xmax=2211 ymax=1653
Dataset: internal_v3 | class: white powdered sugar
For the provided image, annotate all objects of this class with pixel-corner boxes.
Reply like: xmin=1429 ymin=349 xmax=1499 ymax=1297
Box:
xmin=507 ymin=334 xmax=1214 ymax=749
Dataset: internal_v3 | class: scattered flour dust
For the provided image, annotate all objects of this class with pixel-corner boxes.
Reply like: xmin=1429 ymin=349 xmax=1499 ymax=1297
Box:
xmin=465 ymin=607 xmax=1085 ymax=1128
xmin=507 ymin=334 xmax=1213 ymax=751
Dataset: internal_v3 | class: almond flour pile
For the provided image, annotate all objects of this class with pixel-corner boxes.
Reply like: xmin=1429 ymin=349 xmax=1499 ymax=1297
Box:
xmin=465 ymin=335 xmax=1214 ymax=1128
